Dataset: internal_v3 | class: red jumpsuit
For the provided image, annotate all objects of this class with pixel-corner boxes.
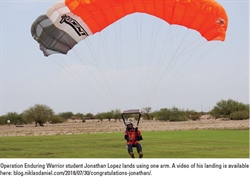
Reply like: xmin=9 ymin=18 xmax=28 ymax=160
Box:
xmin=124 ymin=127 xmax=143 ymax=157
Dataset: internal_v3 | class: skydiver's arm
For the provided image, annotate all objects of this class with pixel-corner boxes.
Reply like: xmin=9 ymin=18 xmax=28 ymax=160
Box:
xmin=136 ymin=130 xmax=143 ymax=141
xmin=136 ymin=135 xmax=143 ymax=141
xmin=124 ymin=135 xmax=130 ymax=141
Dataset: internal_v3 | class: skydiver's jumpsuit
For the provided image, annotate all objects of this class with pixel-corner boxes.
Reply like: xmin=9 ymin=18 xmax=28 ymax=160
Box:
xmin=124 ymin=126 xmax=143 ymax=158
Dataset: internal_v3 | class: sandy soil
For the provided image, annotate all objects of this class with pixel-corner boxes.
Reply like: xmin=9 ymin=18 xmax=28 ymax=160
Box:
xmin=0 ymin=116 xmax=249 ymax=136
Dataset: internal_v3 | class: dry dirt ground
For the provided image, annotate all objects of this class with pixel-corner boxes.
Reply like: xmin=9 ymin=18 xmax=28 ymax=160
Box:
xmin=0 ymin=116 xmax=249 ymax=136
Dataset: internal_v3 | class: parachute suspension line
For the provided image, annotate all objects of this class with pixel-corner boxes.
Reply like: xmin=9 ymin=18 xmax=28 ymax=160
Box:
xmin=87 ymin=35 xmax=119 ymax=109
xmin=163 ymin=28 xmax=198 ymax=84
xmin=49 ymin=55 xmax=82 ymax=81
xmin=67 ymin=50 xmax=97 ymax=67
xmin=143 ymin=18 xmax=158 ymax=81
xmin=70 ymin=48 xmax=118 ymax=109
xmin=152 ymin=39 xmax=204 ymax=98
xmin=95 ymin=31 xmax=118 ymax=106
xmin=116 ymin=20 xmax=123 ymax=110
xmin=176 ymin=41 xmax=222 ymax=79
xmin=71 ymin=37 xmax=118 ymax=109
xmin=149 ymin=27 xmax=222 ymax=105
xmin=100 ymin=26 xmax=123 ymax=109
xmin=48 ymin=53 xmax=116 ymax=109
xmin=114 ymin=23 xmax=125 ymax=109
xmin=164 ymin=30 xmax=211 ymax=80
xmin=130 ymin=14 xmax=158 ymax=107
xmin=136 ymin=14 xmax=145 ymax=105
xmin=147 ymin=22 xmax=172 ymax=90
xmin=138 ymin=14 xmax=149 ymax=106
xmin=145 ymin=19 xmax=173 ymax=94
xmin=112 ymin=22 xmax=128 ymax=110
xmin=172 ymin=39 xmax=206 ymax=74
xmin=145 ymin=26 xmax=177 ymax=101
xmin=147 ymin=26 xmax=201 ymax=103
xmin=156 ymin=40 xmax=221 ymax=101
xmin=143 ymin=18 xmax=157 ymax=83
xmin=141 ymin=17 xmax=164 ymax=104
xmin=159 ymin=27 xmax=198 ymax=76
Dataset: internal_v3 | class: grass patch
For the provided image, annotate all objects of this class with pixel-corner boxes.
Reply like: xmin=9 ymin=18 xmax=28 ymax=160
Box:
xmin=0 ymin=130 xmax=248 ymax=158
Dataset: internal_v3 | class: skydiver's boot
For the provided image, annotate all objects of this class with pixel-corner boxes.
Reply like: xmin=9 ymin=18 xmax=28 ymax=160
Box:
xmin=129 ymin=152 xmax=135 ymax=158
xmin=139 ymin=152 xmax=143 ymax=158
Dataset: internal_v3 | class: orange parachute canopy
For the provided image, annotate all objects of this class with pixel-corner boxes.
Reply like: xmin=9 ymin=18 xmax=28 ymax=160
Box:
xmin=31 ymin=0 xmax=228 ymax=56
xmin=65 ymin=0 xmax=228 ymax=41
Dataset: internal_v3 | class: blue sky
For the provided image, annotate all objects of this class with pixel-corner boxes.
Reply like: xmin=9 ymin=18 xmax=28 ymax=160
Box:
xmin=0 ymin=0 xmax=249 ymax=115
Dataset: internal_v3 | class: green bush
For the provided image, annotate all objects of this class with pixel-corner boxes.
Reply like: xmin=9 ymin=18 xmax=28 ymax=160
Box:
xmin=49 ymin=116 xmax=66 ymax=124
xmin=0 ymin=115 xmax=6 ymax=125
xmin=154 ymin=108 xmax=171 ymax=121
xmin=0 ymin=112 xmax=26 ymax=125
xmin=58 ymin=112 xmax=74 ymax=119
xmin=154 ymin=107 xmax=188 ymax=121
xmin=210 ymin=99 xmax=249 ymax=119
xmin=188 ymin=113 xmax=200 ymax=121
xmin=229 ymin=110 xmax=249 ymax=120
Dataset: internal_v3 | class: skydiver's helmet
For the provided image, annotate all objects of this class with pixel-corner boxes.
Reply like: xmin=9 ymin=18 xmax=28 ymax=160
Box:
xmin=126 ymin=121 xmax=133 ymax=127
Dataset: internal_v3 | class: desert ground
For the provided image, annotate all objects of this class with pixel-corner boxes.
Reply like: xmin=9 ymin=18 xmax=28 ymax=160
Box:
xmin=0 ymin=115 xmax=249 ymax=136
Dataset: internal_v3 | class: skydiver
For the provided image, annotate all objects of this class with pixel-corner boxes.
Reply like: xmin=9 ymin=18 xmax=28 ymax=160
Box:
xmin=124 ymin=121 xmax=143 ymax=158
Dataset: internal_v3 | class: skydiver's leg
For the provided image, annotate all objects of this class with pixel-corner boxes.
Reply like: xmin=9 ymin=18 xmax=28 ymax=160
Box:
xmin=126 ymin=144 xmax=134 ymax=158
xmin=136 ymin=143 xmax=143 ymax=158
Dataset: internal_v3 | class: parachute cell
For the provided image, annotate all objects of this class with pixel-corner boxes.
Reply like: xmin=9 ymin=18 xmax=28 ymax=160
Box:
xmin=31 ymin=0 xmax=228 ymax=56
xmin=31 ymin=15 xmax=77 ymax=56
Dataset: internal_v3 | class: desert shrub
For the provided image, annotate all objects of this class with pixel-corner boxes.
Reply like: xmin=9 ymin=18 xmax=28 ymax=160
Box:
xmin=210 ymin=99 xmax=249 ymax=118
xmin=188 ymin=113 xmax=200 ymax=121
xmin=154 ymin=108 xmax=171 ymax=121
xmin=0 ymin=112 xmax=25 ymax=125
xmin=58 ymin=112 xmax=74 ymax=119
xmin=154 ymin=107 xmax=188 ymax=121
xmin=0 ymin=115 xmax=6 ymax=125
xmin=229 ymin=110 xmax=249 ymax=120
xmin=49 ymin=115 xmax=65 ymax=124
xmin=168 ymin=107 xmax=188 ymax=121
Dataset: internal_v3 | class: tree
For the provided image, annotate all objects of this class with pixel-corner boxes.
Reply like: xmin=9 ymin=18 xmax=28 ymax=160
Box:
xmin=58 ymin=112 xmax=74 ymax=119
xmin=154 ymin=108 xmax=171 ymax=121
xmin=105 ymin=111 xmax=113 ymax=121
xmin=85 ymin=113 xmax=94 ymax=120
xmin=210 ymin=99 xmax=249 ymax=119
xmin=142 ymin=107 xmax=152 ymax=120
xmin=111 ymin=109 xmax=121 ymax=122
xmin=23 ymin=104 xmax=54 ymax=126
xmin=75 ymin=113 xmax=84 ymax=119
xmin=74 ymin=112 xmax=85 ymax=122
xmin=95 ymin=112 xmax=105 ymax=121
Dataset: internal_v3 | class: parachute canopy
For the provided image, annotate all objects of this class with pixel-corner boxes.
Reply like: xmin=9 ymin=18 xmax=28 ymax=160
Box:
xmin=31 ymin=0 xmax=228 ymax=56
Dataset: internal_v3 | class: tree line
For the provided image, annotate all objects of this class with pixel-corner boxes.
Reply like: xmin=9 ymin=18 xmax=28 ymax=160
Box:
xmin=0 ymin=99 xmax=248 ymax=126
